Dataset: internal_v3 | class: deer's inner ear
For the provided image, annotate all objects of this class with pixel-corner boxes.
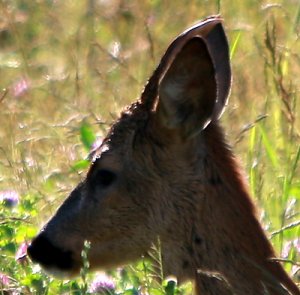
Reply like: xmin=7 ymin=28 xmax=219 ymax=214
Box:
xmin=156 ymin=37 xmax=216 ymax=139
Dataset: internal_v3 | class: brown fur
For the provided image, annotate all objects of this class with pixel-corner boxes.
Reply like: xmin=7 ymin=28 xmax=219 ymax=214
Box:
xmin=27 ymin=17 xmax=299 ymax=294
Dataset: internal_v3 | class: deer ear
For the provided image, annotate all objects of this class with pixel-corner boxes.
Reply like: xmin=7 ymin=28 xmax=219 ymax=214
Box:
xmin=145 ymin=17 xmax=231 ymax=139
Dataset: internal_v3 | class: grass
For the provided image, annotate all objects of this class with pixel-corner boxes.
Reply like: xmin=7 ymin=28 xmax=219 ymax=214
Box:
xmin=0 ymin=0 xmax=299 ymax=294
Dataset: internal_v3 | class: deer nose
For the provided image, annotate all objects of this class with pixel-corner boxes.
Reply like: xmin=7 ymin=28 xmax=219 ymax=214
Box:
xmin=27 ymin=234 xmax=74 ymax=270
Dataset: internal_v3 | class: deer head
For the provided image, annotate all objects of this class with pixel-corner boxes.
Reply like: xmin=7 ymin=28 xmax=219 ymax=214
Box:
xmin=27 ymin=16 xmax=299 ymax=295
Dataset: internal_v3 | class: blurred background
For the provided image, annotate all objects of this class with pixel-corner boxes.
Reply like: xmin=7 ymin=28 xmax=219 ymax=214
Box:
xmin=0 ymin=0 xmax=299 ymax=294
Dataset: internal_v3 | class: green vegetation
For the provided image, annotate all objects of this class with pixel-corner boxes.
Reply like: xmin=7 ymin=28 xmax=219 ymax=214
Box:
xmin=0 ymin=0 xmax=299 ymax=294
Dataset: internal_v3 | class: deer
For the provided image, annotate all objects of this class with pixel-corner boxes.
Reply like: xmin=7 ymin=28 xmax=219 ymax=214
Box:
xmin=27 ymin=16 xmax=300 ymax=295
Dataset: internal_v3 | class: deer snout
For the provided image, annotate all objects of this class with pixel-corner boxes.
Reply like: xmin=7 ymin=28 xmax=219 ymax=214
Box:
xmin=27 ymin=233 xmax=75 ymax=274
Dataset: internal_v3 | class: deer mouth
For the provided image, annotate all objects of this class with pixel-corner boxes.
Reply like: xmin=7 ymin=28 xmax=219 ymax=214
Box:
xmin=27 ymin=234 xmax=81 ymax=278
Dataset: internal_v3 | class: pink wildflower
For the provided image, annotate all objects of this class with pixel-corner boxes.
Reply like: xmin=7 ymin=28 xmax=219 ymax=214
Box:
xmin=293 ymin=238 xmax=300 ymax=254
xmin=89 ymin=273 xmax=115 ymax=294
xmin=282 ymin=241 xmax=292 ymax=258
xmin=16 ymin=242 xmax=28 ymax=264
xmin=0 ymin=190 xmax=19 ymax=207
xmin=282 ymin=239 xmax=300 ymax=258
xmin=0 ymin=272 xmax=9 ymax=286
xmin=12 ymin=77 xmax=29 ymax=97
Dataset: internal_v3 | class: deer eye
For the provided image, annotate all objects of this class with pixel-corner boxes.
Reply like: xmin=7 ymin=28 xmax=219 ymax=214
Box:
xmin=95 ymin=169 xmax=116 ymax=188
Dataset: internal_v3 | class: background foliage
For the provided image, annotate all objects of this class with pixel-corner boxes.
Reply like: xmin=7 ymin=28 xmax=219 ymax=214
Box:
xmin=0 ymin=0 xmax=299 ymax=294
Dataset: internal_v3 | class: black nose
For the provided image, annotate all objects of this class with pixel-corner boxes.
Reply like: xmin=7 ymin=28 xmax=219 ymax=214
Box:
xmin=27 ymin=234 xmax=73 ymax=270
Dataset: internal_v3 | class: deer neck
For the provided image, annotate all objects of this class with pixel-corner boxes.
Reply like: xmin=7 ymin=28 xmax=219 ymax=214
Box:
xmin=159 ymin=122 xmax=299 ymax=295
